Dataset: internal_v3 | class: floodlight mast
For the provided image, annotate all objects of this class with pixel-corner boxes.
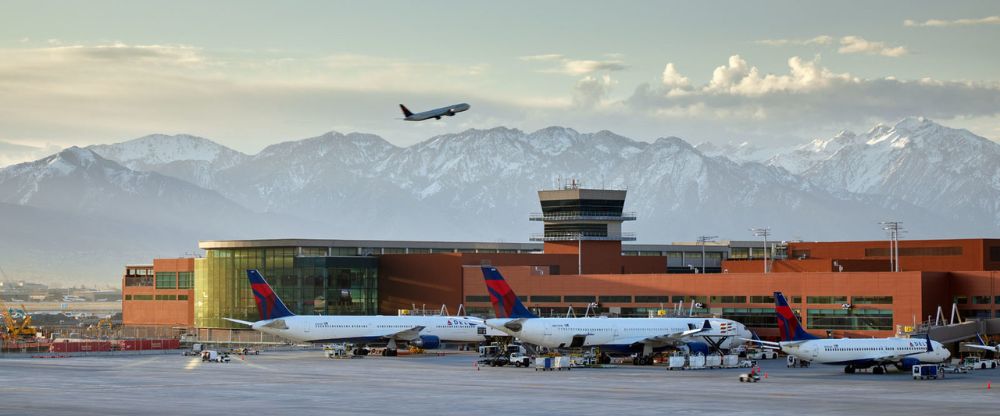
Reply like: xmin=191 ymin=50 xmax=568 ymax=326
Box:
xmin=879 ymin=221 xmax=904 ymax=272
xmin=750 ymin=227 xmax=771 ymax=273
xmin=697 ymin=235 xmax=718 ymax=273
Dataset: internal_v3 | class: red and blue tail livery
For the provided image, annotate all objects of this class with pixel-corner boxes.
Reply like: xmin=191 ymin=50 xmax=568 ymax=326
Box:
xmin=247 ymin=270 xmax=295 ymax=320
xmin=774 ymin=291 xmax=817 ymax=341
xmin=481 ymin=266 xmax=536 ymax=319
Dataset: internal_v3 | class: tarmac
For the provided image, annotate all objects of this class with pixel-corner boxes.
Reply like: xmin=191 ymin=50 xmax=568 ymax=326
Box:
xmin=1 ymin=350 xmax=998 ymax=415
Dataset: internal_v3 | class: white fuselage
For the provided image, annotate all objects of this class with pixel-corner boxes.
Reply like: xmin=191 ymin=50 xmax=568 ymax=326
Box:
xmin=252 ymin=315 xmax=505 ymax=344
xmin=486 ymin=317 xmax=750 ymax=352
xmin=404 ymin=103 xmax=470 ymax=121
xmin=781 ymin=337 xmax=950 ymax=366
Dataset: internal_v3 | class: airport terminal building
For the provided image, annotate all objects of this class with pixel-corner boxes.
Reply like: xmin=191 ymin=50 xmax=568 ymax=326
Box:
xmin=121 ymin=186 xmax=1000 ymax=340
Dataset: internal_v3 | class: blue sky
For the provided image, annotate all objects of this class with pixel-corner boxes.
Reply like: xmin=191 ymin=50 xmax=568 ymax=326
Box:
xmin=1 ymin=1 xmax=998 ymax=157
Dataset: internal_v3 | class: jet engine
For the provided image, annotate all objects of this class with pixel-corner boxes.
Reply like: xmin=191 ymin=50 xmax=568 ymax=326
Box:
xmin=412 ymin=335 xmax=440 ymax=350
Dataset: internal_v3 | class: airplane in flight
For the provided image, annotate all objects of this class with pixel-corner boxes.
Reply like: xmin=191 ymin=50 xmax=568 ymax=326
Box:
xmin=745 ymin=292 xmax=950 ymax=374
xmin=480 ymin=266 xmax=751 ymax=365
xmin=399 ymin=103 xmax=470 ymax=121
xmin=226 ymin=270 xmax=505 ymax=355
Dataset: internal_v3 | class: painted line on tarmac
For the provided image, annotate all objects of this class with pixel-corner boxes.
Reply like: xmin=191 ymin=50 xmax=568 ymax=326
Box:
xmin=185 ymin=357 xmax=201 ymax=370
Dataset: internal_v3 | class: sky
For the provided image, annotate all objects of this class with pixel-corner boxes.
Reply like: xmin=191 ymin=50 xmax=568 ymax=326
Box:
xmin=1 ymin=0 xmax=999 ymax=160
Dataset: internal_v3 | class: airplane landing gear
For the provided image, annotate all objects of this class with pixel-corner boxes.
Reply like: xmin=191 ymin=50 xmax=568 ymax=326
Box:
xmin=844 ymin=365 xmax=856 ymax=374
xmin=381 ymin=348 xmax=398 ymax=357
xmin=873 ymin=366 xmax=885 ymax=375
xmin=632 ymin=355 xmax=654 ymax=365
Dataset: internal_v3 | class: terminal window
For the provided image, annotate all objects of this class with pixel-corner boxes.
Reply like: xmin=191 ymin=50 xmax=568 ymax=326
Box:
xmin=864 ymin=246 xmax=963 ymax=257
xmin=465 ymin=295 xmax=490 ymax=303
xmin=710 ymin=295 xmax=746 ymax=304
xmin=750 ymin=295 xmax=775 ymax=304
xmin=635 ymin=296 xmax=670 ymax=303
xmin=807 ymin=296 xmax=848 ymax=304
xmin=972 ymin=296 xmax=991 ymax=304
xmin=530 ymin=295 xmax=561 ymax=303
xmin=155 ymin=272 xmax=177 ymax=289
xmin=564 ymin=295 xmax=596 ymax=303
xmin=851 ymin=296 xmax=892 ymax=304
xmin=807 ymin=308 xmax=892 ymax=331
xmin=599 ymin=295 xmax=632 ymax=303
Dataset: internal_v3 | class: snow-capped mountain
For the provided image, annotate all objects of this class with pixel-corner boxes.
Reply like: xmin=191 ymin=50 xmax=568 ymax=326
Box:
xmin=3 ymin=117 xmax=997 ymax=284
xmin=0 ymin=147 xmax=326 ymax=284
xmin=802 ymin=117 xmax=1000 ymax=228
xmin=89 ymin=134 xmax=249 ymax=188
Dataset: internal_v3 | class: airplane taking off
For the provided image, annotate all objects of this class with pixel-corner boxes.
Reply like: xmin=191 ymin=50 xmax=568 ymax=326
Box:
xmin=480 ymin=266 xmax=751 ymax=364
xmin=399 ymin=103 xmax=470 ymax=121
xmin=745 ymin=292 xmax=950 ymax=374
xmin=225 ymin=270 xmax=505 ymax=354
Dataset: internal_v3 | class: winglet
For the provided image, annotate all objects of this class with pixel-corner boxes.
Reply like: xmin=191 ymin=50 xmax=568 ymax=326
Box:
xmin=925 ymin=332 xmax=933 ymax=353
xmin=399 ymin=104 xmax=413 ymax=117
xmin=481 ymin=266 xmax=537 ymax=319
xmin=247 ymin=269 xmax=295 ymax=320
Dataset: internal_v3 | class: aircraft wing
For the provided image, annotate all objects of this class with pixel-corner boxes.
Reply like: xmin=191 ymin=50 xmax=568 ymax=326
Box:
xmin=621 ymin=319 xmax=713 ymax=347
xmin=383 ymin=325 xmax=426 ymax=341
xmin=964 ymin=344 xmax=1000 ymax=353
xmin=223 ymin=318 xmax=255 ymax=326
xmin=739 ymin=338 xmax=785 ymax=348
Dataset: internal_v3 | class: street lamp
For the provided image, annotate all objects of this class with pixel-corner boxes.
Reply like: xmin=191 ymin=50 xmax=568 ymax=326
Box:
xmin=750 ymin=227 xmax=771 ymax=273
xmin=697 ymin=235 xmax=718 ymax=273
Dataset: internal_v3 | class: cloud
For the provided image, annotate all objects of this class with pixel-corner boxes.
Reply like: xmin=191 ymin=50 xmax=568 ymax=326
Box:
xmin=756 ymin=36 xmax=834 ymax=46
xmin=904 ymin=16 xmax=1000 ymax=27
xmin=519 ymin=54 xmax=565 ymax=62
xmin=560 ymin=60 xmax=627 ymax=75
xmin=521 ymin=54 xmax=627 ymax=75
xmin=625 ymin=54 xmax=1000 ymax=135
xmin=838 ymin=36 xmax=907 ymax=57
xmin=0 ymin=43 xmax=506 ymax=151
xmin=758 ymin=35 xmax=906 ymax=57
xmin=573 ymin=74 xmax=616 ymax=109
xmin=661 ymin=63 xmax=690 ymax=90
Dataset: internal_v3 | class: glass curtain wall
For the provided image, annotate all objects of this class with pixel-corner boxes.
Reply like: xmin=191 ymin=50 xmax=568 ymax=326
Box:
xmin=195 ymin=248 xmax=378 ymax=328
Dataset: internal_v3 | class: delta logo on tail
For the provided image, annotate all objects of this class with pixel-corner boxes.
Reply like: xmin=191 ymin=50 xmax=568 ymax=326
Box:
xmin=481 ymin=266 xmax=536 ymax=319
xmin=774 ymin=291 xmax=817 ymax=341
xmin=248 ymin=270 xmax=295 ymax=320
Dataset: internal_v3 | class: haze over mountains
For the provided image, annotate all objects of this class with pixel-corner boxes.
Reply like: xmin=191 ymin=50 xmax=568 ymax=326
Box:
xmin=1 ymin=117 xmax=997 ymax=285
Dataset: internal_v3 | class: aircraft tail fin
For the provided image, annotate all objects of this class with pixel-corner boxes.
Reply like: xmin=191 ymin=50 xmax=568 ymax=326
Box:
xmin=481 ymin=266 xmax=537 ymax=319
xmin=774 ymin=291 xmax=818 ymax=341
xmin=247 ymin=269 xmax=295 ymax=320
xmin=399 ymin=104 xmax=413 ymax=117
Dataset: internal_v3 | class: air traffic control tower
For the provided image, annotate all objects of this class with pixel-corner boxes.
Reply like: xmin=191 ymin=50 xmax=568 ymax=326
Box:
xmin=530 ymin=181 xmax=636 ymax=274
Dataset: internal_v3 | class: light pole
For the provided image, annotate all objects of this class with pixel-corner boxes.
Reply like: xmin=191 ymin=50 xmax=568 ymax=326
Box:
xmin=577 ymin=232 xmax=583 ymax=275
xmin=750 ymin=227 xmax=771 ymax=273
xmin=879 ymin=221 xmax=904 ymax=272
xmin=697 ymin=235 xmax=717 ymax=273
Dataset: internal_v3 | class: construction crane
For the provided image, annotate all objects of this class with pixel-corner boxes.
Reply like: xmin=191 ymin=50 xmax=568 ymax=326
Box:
xmin=1 ymin=299 xmax=38 ymax=342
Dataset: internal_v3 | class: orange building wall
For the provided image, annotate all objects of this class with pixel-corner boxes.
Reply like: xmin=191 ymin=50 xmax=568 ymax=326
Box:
xmin=462 ymin=267 xmax=929 ymax=339
xmin=788 ymin=239 xmax=993 ymax=271
xmin=543 ymin=240 xmax=624 ymax=274
xmin=947 ymin=271 xmax=1000 ymax=318
xmin=122 ymin=258 xmax=194 ymax=327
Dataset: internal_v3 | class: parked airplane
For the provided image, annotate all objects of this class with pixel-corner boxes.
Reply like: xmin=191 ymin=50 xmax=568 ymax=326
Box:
xmin=399 ymin=103 xmax=470 ymax=121
xmin=226 ymin=270 xmax=505 ymax=355
xmin=480 ymin=266 xmax=751 ymax=364
xmin=746 ymin=292 xmax=950 ymax=374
